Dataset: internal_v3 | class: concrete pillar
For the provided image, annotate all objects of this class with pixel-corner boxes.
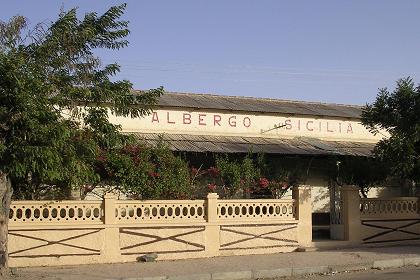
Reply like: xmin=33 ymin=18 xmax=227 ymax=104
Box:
xmin=102 ymin=193 xmax=121 ymax=261
xmin=206 ymin=193 xmax=219 ymax=223
xmin=293 ymin=185 xmax=312 ymax=247
xmin=104 ymin=193 xmax=116 ymax=224
xmin=341 ymin=185 xmax=362 ymax=244
xmin=205 ymin=193 xmax=220 ymax=257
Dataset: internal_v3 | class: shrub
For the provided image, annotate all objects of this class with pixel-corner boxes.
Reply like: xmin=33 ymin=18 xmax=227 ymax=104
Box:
xmin=192 ymin=153 xmax=299 ymax=199
xmin=94 ymin=140 xmax=191 ymax=199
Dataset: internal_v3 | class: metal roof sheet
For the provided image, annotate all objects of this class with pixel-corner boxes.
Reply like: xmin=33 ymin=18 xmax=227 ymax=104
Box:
xmin=130 ymin=133 xmax=374 ymax=156
xmin=152 ymin=92 xmax=364 ymax=119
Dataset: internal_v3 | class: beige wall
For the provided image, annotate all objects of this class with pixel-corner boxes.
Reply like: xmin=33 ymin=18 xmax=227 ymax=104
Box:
xmin=109 ymin=108 xmax=384 ymax=143
xmin=311 ymin=186 xmax=403 ymax=214
xmin=9 ymin=190 xmax=419 ymax=267
xmin=8 ymin=192 xmax=309 ymax=267
xmin=360 ymin=197 xmax=420 ymax=244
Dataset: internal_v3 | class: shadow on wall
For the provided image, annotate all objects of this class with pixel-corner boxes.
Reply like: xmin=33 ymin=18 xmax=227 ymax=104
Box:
xmin=366 ymin=176 xmax=405 ymax=198
xmin=299 ymin=188 xmax=312 ymax=204
xmin=311 ymin=187 xmax=331 ymax=213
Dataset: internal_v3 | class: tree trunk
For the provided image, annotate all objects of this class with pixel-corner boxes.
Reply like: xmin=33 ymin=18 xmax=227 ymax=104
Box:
xmin=0 ymin=172 xmax=12 ymax=278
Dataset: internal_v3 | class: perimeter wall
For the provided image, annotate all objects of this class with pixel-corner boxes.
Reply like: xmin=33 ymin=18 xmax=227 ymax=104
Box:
xmin=8 ymin=186 xmax=419 ymax=268
xmin=8 ymin=187 xmax=311 ymax=267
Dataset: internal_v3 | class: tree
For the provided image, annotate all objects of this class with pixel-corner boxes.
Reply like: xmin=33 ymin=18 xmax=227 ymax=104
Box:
xmin=326 ymin=156 xmax=390 ymax=197
xmin=362 ymin=78 xmax=420 ymax=194
xmin=0 ymin=5 xmax=163 ymax=276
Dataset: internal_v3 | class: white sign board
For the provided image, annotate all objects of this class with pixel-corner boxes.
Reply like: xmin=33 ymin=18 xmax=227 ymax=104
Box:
xmin=110 ymin=108 xmax=384 ymax=143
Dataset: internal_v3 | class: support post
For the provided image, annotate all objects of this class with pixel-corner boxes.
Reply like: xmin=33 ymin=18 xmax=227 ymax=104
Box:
xmin=205 ymin=193 xmax=220 ymax=257
xmin=104 ymin=193 xmax=116 ymax=224
xmin=341 ymin=185 xmax=362 ymax=244
xmin=102 ymin=193 xmax=121 ymax=261
xmin=293 ymin=185 xmax=312 ymax=247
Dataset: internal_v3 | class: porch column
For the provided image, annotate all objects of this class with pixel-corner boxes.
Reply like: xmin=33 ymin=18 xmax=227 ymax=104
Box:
xmin=341 ymin=185 xmax=362 ymax=243
xmin=293 ymin=185 xmax=312 ymax=247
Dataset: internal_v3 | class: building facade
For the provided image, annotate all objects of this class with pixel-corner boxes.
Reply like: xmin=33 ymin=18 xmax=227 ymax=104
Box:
xmin=8 ymin=93 xmax=416 ymax=268
xmin=110 ymin=92 xmax=399 ymax=209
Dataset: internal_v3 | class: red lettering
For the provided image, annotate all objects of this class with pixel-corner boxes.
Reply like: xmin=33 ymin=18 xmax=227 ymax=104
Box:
xmin=347 ymin=123 xmax=353 ymax=133
xmin=199 ymin=114 xmax=206 ymax=126
xmin=151 ymin=112 xmax=159 ymax=123
xmin=306 ymin=121 xmax=314 ymax=131
xmin=228 ymin=116 xmax=237 ymax=127
xmin=167 ymin=112 xmax=175 ymax=124
xmin=285 ymin=119 xmax=292 ymax=130
xmin=327 ymin=122 xmax=334 ymax=132
xmin=243 ymin=117 xmax=251 ymax=128
xmin=214 ymin=115 xmax=221 ymax=126
xmin=183 ymin=113 xmax=191 ymax=124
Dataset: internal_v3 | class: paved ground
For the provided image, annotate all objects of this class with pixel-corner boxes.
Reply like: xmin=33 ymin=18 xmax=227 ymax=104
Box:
xmin=9 ymin=245 xmax=420 ymax=280
xmin=298 ymin=266 xmax=420 ymax=280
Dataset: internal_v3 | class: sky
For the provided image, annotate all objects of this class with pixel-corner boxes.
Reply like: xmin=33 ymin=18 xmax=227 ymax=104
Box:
xmin=1 ymin=0 xmax=420 ymax=105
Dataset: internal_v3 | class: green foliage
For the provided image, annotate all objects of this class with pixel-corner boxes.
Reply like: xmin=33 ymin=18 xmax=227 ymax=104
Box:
xmin=362 ymin=78 xmax=420 ymax=187
xmin=215 ymin=154 xmax=261 ymax=197
xmin=0 ymin=5 xmax=163 ymax=199
xmin=326 ymin=156 xmax=389 ymax=197
xmin=214 ymin=156 xmax=240 ymax=196
xmin=94 ymin=140 xmax=191 ymax=200
xmin=191 ymin=153 xmax=296 ymax=199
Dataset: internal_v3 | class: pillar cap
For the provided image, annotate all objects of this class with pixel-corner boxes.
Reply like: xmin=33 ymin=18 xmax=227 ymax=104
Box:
xmin=104 ymin=193 xmax=117 ymax=199
xmin=207 ymin=193 xmax=219 ymax=199
xmin=293 ymin=185 xmax=311 ymax=190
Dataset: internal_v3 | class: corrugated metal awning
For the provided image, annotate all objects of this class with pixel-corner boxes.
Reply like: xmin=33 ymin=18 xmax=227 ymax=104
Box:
xmin=129 ymin=133 xmax=375 ymax=157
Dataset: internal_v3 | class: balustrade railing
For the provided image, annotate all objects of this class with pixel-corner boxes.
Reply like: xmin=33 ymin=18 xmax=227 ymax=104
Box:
xmin=10 ymin=196 xmax=298 ymax=226
xmin=9 ymin=200 xmax=103 ymax=224
xmin=217 ymin=199 xmax=296 ymax=220
xmin=115 ymin=200 xmax=206 ymax=223
xmin=360 ymin=197 xmax=419 ymax=218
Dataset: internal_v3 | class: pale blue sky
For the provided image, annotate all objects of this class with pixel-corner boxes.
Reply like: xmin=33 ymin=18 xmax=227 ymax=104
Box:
xmin=2 ymin=1 xmax=420 ymax=105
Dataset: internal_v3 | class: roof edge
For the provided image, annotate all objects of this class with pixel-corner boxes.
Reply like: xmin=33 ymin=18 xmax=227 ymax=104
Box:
xmin=132 ymin=90 xmax=364 ymax=109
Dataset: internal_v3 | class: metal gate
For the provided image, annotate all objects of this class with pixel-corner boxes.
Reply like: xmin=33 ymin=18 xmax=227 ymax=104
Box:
xmin=330 ymin=183 xmax=345 ymax=240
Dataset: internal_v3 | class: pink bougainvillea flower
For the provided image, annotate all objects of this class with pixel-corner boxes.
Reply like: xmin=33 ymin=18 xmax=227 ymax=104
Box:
xmin=207 ymin=167 xmax=220 ymax=177
xmin=123 ymin=144 xmax=140 ymax=155
xmin=148 ymin=172 xmax=160 ymax=178
xmin=259 ymin=177 xmax=269 ymax=188
xmin=191 ymin=167 xmax=199 ymax=176
xmin=207 ymin=183 xmax=217 ymax=192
